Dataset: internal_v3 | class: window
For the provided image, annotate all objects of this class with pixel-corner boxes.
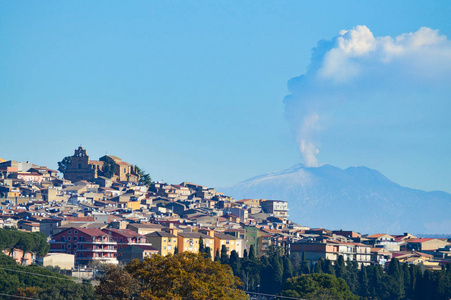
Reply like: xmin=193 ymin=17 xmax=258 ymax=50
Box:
xmin=68 ymin=236 xmax=71 ymax=241
xmin=68 ymin=244 xmax=71 ymax=249
xmin=163 ymin=239 xmax=166 ymax=242
xmin=61 ymin=237 xmax=65 ymax=242
xmin=79 ymin=236 xmax=84 ymax=241
xmin=74 ymin=236 xmax=78 ymax=241
xmin=62 ymin=244 xmax=65 ymax=249
xmin=74 ymin=230 xmax=78 ymax=234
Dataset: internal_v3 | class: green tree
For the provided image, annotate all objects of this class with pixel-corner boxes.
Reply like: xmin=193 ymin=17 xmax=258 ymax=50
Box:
xmin=282 ymin=273 xmax=359 ymax=300
xmin=248 ymin=245 xmax=256 ymax=261
xmin=358 ymin=266 xmax=370 ymax=297
xmin=134 ymin=165 xmax=152 ymax=186
xmin=199 ymin=237 xmax=205 ymax=253
xmin=101 ymin=156 xmax=116 ymax=178
xmin=220 ymin=245 xmax=229 ymax=265
xmin=57 ymin=156 xmax=72 ymax=173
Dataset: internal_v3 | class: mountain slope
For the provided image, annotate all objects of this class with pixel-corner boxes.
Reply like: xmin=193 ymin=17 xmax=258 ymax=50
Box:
xmin=218 ymin=164 xmax=451 ymax=234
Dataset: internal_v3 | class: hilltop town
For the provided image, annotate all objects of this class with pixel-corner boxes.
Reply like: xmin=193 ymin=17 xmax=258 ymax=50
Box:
xmin=0 ymin=147 xmax=450 ymax=273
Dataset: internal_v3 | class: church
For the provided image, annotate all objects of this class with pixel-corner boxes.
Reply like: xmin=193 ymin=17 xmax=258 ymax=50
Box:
xmin=63 ymin=147 xmax=139 ymax=183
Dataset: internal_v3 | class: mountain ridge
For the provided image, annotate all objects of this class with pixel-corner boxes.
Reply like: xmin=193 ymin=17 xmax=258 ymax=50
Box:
xmin=218 ymin=164 xmax=451 ymax=234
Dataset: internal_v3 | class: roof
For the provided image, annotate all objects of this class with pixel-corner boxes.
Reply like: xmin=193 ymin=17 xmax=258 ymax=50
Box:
xmin=146 ymin=231 xmax=177 ymax=238
xmin=407 ymin=238 xmax=434 ymax=243
xmin=367 ymin=234 xmax=393 ymax=239
xmin=178 ymin=232 xmax=212 ymax=239
xmin=215 ymin=233 xmax=237 ymax=240
xmin=102 ymin=228 xmax=144 ymax=238
xmin=74 ymin=227 xmax=109 ymax=237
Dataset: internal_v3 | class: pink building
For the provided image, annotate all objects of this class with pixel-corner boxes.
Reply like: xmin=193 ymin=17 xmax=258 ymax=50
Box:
xmin=50 ymin=227 xmax=118 ymax=266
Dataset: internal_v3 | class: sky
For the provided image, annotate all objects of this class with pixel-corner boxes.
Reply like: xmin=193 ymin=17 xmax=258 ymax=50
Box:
xmin=1 ymin=1 xmax=450 ymax=192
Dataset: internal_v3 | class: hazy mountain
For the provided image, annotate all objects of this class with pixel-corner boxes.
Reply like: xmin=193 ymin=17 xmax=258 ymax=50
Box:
xmin=218 ymin=164 xmax=451 ymax=234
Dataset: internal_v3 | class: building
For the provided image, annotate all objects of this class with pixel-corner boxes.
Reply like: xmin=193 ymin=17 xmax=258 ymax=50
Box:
xmin=291 ymin=240 xmax=371 ymax=266
xmin=49 ymin=227 xmax=118 ymax=266
xmin=36 ymin=253 xmax=75 ymax=270
xmin=214 ymin=233 xmax=242 ymax=257
xmin=177 ymin=231 xmax=214 ymax=257
xmin=404 ymin=238 xmax=451 ymax=254
xmin=63 ymin=147 xmax=139 ymax=183
xmin=261 ymin=200 xmax=288 ymax=220
xmin=146 ymin=231 xmax=178 ymax=256
xmin=101 ymin=228 xmax=150 ymax=250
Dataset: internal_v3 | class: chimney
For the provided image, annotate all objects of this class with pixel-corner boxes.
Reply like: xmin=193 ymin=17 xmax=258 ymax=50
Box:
xmin=169 ymin=228 xmax=178 ymax=236
xmin=207 ymin=229 xmax=215 ymax=238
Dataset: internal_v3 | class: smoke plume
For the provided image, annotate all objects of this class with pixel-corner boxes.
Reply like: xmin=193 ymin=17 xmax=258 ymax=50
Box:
xmin=284 ymin=26 xmax=451 ymax=167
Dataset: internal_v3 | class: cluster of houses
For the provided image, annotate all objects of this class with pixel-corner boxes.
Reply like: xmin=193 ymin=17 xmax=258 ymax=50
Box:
xmin=0 ymin=148 xmax=450 ymax=273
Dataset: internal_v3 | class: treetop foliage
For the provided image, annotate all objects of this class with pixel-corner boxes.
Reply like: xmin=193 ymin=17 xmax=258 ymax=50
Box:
xmin=96 ymin=252 xmax=247 ymax=300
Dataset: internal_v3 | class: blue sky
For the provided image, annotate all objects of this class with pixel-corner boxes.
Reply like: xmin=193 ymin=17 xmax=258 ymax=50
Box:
xmin=1 ymin=1 xmax=450 ymax=192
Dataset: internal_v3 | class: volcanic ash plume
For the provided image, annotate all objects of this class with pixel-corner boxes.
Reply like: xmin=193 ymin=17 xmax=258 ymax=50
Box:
xmin=284 ymin=25 xmax=451 ymax=167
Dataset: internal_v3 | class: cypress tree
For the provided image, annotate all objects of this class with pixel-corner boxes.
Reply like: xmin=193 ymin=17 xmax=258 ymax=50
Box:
xmin=249 ymin=245 xmax=256 ymax=261
xmin=243 ymin=249 xmax=248 ymax=258
xmin=387 ymin=258 xmax=404 ymax=299
xmin=214 ymin=249 xmax=220 ymax=262
xmin=220 ymin=245 xmax=229 ymax=264
xmin=229 ymin=250 xmax=241 ymax=274
xmin=199 ymin=237 xmax=205 ymax=253
xmin=323 ymin=259 xmax=335 ymax=276
xmin=314 ymin=257 xmax=324 ymax=273
xmin=335 ymin=255 xmax=346 ymax=279
xmin=358 ymin=266 xmax=370 ymax=297
xmin=282 ymin=255 xmax=294 ymax=282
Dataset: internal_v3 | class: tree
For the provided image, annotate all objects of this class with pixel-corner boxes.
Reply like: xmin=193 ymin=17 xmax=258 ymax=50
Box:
xmin=282 ymin=273 xmax=359 ymax=300
xmin=101 ymin=156 xmax=116 ymax=178
xmin=98 ymin=252 xmax=247 ymax=300
xmin=199 ymin=237 xmax=205 ymax=253
xmin=95 ymin=265 xmax=139 ymax=300
xmin=134 ymin=165 xmax=152 ymax=186
xmin=248 ymin=245 xmax=256 ymax=261
xmin=220 ymin=245 xmax=229 ymax=265
xmin=57 ymin=156 xmax=72 ymax=174
xmin=358 ymin=266 xmax=370 ymax=297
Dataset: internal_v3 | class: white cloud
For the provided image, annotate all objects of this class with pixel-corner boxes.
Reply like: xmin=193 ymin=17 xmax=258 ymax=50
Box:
xmin=284 ymin=26 xmax=451 ymax=167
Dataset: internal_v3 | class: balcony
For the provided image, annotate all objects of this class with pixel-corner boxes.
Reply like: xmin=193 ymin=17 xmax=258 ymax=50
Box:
xmin=78 ymin=240 xmax=117 ymax=245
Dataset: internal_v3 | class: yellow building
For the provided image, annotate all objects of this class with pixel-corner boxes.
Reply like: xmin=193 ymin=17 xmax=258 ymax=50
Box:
xmin=177 ymin=231 xmax=214 ymax=257
xmin=214 ymin=233 xmax=239 ymax=257
xmin=145 ymin=231 xmax=178 ymax=256
xmin=126 ymin=200 xmax=140 ymax=211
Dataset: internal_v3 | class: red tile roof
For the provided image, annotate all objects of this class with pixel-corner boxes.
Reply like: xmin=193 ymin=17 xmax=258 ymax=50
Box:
xmin=76 ymin=227 xmax=109 ymax=237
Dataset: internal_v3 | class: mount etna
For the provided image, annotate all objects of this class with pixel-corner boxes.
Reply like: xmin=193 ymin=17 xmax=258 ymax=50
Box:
xmin=218 ymin=164 xmax=451 ymax=234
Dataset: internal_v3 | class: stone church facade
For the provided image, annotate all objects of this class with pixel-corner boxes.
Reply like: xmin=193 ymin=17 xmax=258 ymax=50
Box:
xmin=63 ymin=147 xmax=138 ymax=183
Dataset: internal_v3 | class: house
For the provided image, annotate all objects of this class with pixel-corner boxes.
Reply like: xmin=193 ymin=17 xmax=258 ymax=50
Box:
xmin=261 ymin=200 xmax=288 ymax=220
xmin=291 ymin=240 xmax=371 ymax=266
xmin=36 ymin=253 xmax=75 ymax=270
xmin=49 ymin=227 xmax=118 ymax=266
xmin=101 ymin=228 xmax=151 ymax=250
xmin=214 ymin=232 xmax=242 ymax=257
xmin=146 ymin=230 xmax=178 ymax=256
xmin=177 ymin=231 xmax=214 ymax=257
xmin=17 ymin=220 xmax=40 ymax=232
xmin=404 ymin=238 xmax=451 ymax=254
xmin=2 ymin=249 xmax=36 ymax=265
xmin=370 ymin=248 xmax=392 ymax=266
xmin=127 ymin=223 xmax=165 ymax=235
